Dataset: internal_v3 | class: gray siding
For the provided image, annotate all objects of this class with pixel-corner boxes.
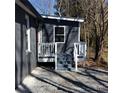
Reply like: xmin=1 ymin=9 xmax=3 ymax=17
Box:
xmin=42 ymin=24 xmax=54 ymax=43
xmin=15 ymin=4 xmax=37 ymax=88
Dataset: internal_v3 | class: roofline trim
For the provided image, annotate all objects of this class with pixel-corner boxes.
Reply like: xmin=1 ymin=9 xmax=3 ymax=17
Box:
xmin=16 ymin=0 xmax=36 ymax=18
xmin=16 ymin=0 xmax=41 ymax=18
xmin=41 ymin=15 xmax=84 ymax=22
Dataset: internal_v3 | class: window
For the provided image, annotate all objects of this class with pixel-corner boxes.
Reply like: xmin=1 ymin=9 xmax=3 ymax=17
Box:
xmin=54 ymin=26 xmax=65 ymax=42
xmin=25 ymin=14 xmax=31 ymax=52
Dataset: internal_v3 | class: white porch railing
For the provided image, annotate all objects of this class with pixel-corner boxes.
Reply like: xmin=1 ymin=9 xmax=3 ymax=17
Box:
xmin=38 ymin=42 xmax=87 ymax=71
xmin=38 ymin=43 xmax=55 ymax=57
xmin=74 ymin=42 xmax=87 ymax=71
xmin=74 ymin=42 xmax=87 ymax=57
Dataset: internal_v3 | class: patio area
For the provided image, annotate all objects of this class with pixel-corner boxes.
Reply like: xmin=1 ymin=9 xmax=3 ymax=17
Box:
xmin=16 ymin=67 xmax=108 ymax=93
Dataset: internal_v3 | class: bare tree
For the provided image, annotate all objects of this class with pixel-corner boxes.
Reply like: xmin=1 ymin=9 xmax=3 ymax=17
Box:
xmin=54 ymin=0 xmax=108 ymax=64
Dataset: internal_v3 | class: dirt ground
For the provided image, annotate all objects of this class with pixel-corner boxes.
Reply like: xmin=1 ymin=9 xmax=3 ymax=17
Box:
xmin=16 ymin=67 xmax=108 ymax=93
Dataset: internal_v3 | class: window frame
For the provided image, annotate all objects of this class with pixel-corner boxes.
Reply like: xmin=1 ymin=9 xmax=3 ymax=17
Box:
xmin=53 ymin=26 xmax=65 ymax=43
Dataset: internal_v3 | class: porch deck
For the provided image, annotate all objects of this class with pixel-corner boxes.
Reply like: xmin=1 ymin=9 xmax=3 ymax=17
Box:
xmin=16 ymin=67 xmax=108 ymax=93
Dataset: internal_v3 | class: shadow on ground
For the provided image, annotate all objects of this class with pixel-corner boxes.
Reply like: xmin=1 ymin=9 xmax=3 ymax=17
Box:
xmin=16 ymin=67 xmax=108 ymax=93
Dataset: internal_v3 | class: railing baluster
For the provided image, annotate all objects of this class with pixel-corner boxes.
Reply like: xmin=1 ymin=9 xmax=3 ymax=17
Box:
xmin=41 ymin=44 xmax=42 ymax=55
xmin=45 ymin=44 xmax=47 ymax=55
xmin=50 ymin=44 xmax=51 ymax=55
xmin=52 ymin=44 xmax=54 ymax=55
xmin=49 ymin=44 xmax=51 ymax=55
xmin=41 ymin=45 xmax=43 ymax=55
xmin=48 ymin=44 xmax=50 ymax=55
xmin=46 ymin=44 xmax=47 ymax=55
xmin=51 ymin=44 xmax=54 ymax=55
xmin=43 ymin=44 xmax=44 ymax=55
xmin=44 ymin=44 xmax=45 ymax=55
xmin=53 ymin=43 xmax=55 ymax=54
xmin=49 ymin=44 xmax=51 ymax=56
xmin=40 ymin=44 xmax=42 ymax=55
xmin=78 ymin=44 xmax=79 ymax=55
xmin=48 ymin=44 xmax=49 ymax=55
xmin=79 ymin=44 xmax=80 ymax=55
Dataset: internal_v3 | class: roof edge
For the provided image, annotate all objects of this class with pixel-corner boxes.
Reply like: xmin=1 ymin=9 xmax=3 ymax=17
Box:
xmin=16 ymin=0 xmax=41 ymax=18
xmin=41 ymin=15 xmax=84 ymax=22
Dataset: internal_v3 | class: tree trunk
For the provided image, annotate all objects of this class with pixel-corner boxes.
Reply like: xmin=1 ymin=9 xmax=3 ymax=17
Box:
xmin=95 ymin=37 xmax=104 ymax=65
xmin=94 ymin=37 xmax=99 ymax=61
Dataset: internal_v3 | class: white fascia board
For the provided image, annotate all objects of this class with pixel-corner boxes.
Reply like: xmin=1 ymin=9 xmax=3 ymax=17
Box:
xmin=41 ymin=15 xmax=84 ymax=22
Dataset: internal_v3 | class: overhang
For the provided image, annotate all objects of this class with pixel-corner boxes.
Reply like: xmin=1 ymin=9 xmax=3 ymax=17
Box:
xmin=41 ymin=15 xmax=84 ymax=22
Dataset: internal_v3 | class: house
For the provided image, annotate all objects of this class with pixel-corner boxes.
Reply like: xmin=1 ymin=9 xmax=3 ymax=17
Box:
xmin=37 ymin=15 xmax=87 ymax=71
xmin=15 ymin=0 xmax=86 ymax=89
xmin=15 ymin=0 xmax=41 ymax=88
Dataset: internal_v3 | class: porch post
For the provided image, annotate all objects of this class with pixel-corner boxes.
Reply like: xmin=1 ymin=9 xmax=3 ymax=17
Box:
xmin=55 ymin=43 xmax=57 ymax=70
xmin=74 ymin=43 xmax=78 ymax=71
xmin=75 ymin=48 xmax=78 ymax=71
